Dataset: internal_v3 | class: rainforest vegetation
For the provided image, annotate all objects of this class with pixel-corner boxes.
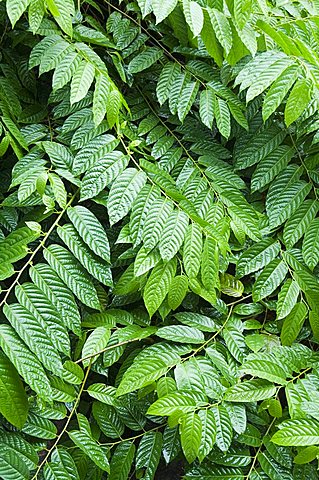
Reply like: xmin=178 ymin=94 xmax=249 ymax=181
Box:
xmin=1 ymin=0 xmax=319 ymax=478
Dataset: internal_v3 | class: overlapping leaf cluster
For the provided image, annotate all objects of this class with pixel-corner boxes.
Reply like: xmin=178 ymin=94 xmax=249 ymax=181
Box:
xmin=1 ymin=0 xmax=319 ymax=478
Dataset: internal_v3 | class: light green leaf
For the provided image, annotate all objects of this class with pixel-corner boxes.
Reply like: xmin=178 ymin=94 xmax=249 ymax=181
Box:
xmin=211 ymin=405 xmax=232 ymax=452
xmin=180 ymin=412 xmax=202 ymax=463
xmin=70 ymin=61 xmax=95 ymax=105
xmin=128 ymin=47 xmax=163 ymax=74
xmin=143 ymin=258 xmax=177 ymax=317
xmin=117 ymin=343 xmax=182 ymax=396
xmin=302 ymin=218 xmax=319 ymax=270
xmin=67 ymin=206 xmax=110 ymax=262
xmin=81 ymin=326 xmax=111 ymax=367
xmin=283 ymin=200 xmax=319 ymax=249
xmin=198 ymin=409 xmax=216 ymax=461
xmin=152 ymin=0 xmax=178 ymax=23
xmin=44 ymin=244 xmax=100 ymax=310
xmin=6 ymin=0 xmax=29 ymax=27
xmin=284 ymin=78 xmax=312 ymax=126
xmin=168 ymin=275 xmax=188 ymax=310
xmin=136 ymin=432 xmax=162 ymax=480
xmin=277 ymin=279 xmax=300 ymax=320
xmin=272 ymin=419 xmax=319 ymax=446
xmin=252 ymin=259 xmax=288 ymax=302
xmin=207 ymin=8 xmax=232 ymax=56
xmin=0 ymin=351 xmax=28 ymax=429
xmin=159 ymin=210 xmax=188 ymax=260
xmin=281 ymin=302 xmax=308 ymax=346
xmin=157 ymin=325 xmax=204 ymax=344
xmin=183 ymin=223 xmax=203 ymax=279
xmin=225 ymin=379 xmax=276 ymax=402
xmin=183 ymin=0 xmax=204 ymax=37
xmin=109 ymin=441 xmax=135 ymax=480
xmin=68 ymin=430 xmax=110 ymax=471
xmin=107 ymin=168 xmax=147 ymax=225
xmin=0 ymin=325 xmax=52 ymax=400
xmin=236 ymin=239 xmax=281 ymax=278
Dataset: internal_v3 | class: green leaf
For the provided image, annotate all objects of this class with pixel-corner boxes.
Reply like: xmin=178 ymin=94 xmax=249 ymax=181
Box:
xmin=117 ymin=343 xmax=183 ymax=396
xmin=159 ymin=210 xmax=188 ymax=260
xmin=81 ymin=326 xmax=111 ymax=367
xmin=143 ymin=258 xmax=177 ymax=317
xmin=178 ymin=81 xmax=200 ymax=122
xmin=277 ymin=279 xmax=300 ymax=320
xmin=6 ymin=0 xmax=29 ymax=27
xmin=220 ymin=273 xmax=244 ymax=298
xmin=225 ymin=379 xmax=276 ymax=402
xmin=241 ymin=359 xmax=288 ymax=385
xmin=44 ymin=244 xmax=100 ymax=310
xmin=302 ymin=218 xmax=319 ymax=270
xmin=211 ymin=405 xmax=232 ymax=452
xmin=284 ymin=78 xmax=312 ymax=126
xmin=180 ymin=412 xmax=202 ymax=463
xmin=201 ymin=237 xmax=219 ymax=292
xmin=107 ymin=168 xmax=147 ymax=225
xmin=73 ymin=134 xmax=119 ymax=176
xmin=70 ymin=61 xmax=95 ymax=105
xmin=57 ymin=225 xmax=112 ymax=286
xmin=157 ymin=325 xmax=204 ymax=344
xmin=0 ymin=325 xmax=52 ymax=400
xmin=207 ymin=8 xmax=232 ymax=55
xmin=262 ymin=64 xmax=299 ymax=121
xmin=62 ymin=361 xmax=84 ymax=385
xmin=107 ymin=88 xmax=122 ymax=128
xmin=80 ymin=151 xmax=129 ymax=201
xmin=236 ymin=239 xmax=281 ymax=278
xmin=148 ymin=391 xmax=200 ymax=416
xmin=136 ymin=432 xmax=162 ymax=480
xmin=67 ymin=206 xmax=110 ymax=262
xmin=93 ymin=73 xmax=110 ymax=126
xmin=199 ymin=88 xmax=215 ymax=129
xmin=283 ymin=200 xmax=319 ymax=249
xmin=281 ymin=302 xmax=308 ymax=346
xmin=157 ymin=63 xmax=181 ymax=105
xmin=48 ymin=173 xmax=67 ymax=208
xmin=87 ymin=384 xmax=116 ymax=404
xmin=294 ymin=446 xmax=319 ymax=465
xmin=182 ymin=0 xmax=203 ymax=37
xmin=214 ymin=97 xmax=231 ymax=139
xmin=175 ymin=312 xmax=217 ymax=332
xmin=272 ymin=419 xmax=319 ymax=446
xmin=168 ymin=275 xmax=188 ymax=310
xmin=245 ymin=57 xmax=293 ymax=103
xmin=92 ymin=403 xmax=125 ymax=439
xmin=183 ymin=223 xmax=203 ymax=279
xmin=0 ymin=449 xmax=29 ymax=480
xmin=251 ymin=146 xmax=294 ymax=193
xmin=109 ymin=441 xmax=135 ymax=480
xmin=128 ymin=47 xmax=163 ymax=74
xmin=198 ymin=409 xmax=216 ymax=461
xmin=258 ymin=451 xmax=292 ymax=480
xmin=0 ymin=351 xmax=28 ymax=429
xmin=29 ymin=263 xmax=81 ymax=336
xmin=152 ymin=0 xmax=178 ymax=23
xmin=68 ymin=430 xmax=110 ymax=471
xmin=252 ymin=259 xmax=288 ymax=302
xmin=3 ymin=303 xmax=63 ymax=374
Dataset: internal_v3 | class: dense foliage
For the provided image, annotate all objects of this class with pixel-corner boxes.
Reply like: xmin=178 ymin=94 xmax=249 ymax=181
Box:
xmin=1 ymin=0 xmax=319 ymax=478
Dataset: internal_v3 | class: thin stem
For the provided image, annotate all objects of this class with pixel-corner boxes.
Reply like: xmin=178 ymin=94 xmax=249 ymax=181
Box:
xmin=31 ymin=362 xmax=92 ymax=479
xmin=75 ymin=338 xmax=139 ymax=364
xmin=0 ymin=191 xmax=78 ymax=309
